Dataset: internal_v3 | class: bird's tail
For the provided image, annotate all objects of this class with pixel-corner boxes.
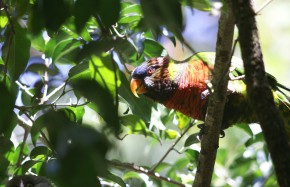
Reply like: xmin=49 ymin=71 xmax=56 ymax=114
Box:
xmin=274 ymin=83 xmax=290 ymax=136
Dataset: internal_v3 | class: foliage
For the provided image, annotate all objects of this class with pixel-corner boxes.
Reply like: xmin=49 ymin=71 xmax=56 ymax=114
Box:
xmin=0 ymin=0 xmax=281 ymax=186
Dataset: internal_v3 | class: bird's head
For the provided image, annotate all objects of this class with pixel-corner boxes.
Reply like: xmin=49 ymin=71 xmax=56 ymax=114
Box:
xmin=130 ymin=57 xmax=179 ymax=102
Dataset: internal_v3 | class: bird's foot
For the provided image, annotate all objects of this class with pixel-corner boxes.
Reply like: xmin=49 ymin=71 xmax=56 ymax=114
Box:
xmin=197 ymin=123 xmax=226 ymax=140
xmin=197 ymin=123 xmax=206 ymax=140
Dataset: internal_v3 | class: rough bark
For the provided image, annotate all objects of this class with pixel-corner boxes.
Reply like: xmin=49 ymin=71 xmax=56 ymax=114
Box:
xmin=232 ymin=1 xmax=290 ymax=187
xmin=192 ymin=1 xmax=235 ymax=186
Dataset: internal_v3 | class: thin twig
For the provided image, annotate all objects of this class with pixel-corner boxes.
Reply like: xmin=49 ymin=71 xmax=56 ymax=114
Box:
xmin=40 ymin=57 xmax=51 ymax=104
xmin=111 ymin=52 xmax=119 ymax=111
xmin=255 ymin=0 xmax=273 ymax=14
xmin=14 ymin=101 xmax=90 ymax=110
xmin=108 ymin=160 xmax=186 ymax=187
xmin=3 ymin=31 xmax=13 ymax=83
xmin=150 ymin=121 xmax=194 ymax=172
xmin=16 ymin=125 xmax=29 ymax=167
xmin=16 ymin=80 xmax=35 ymax=97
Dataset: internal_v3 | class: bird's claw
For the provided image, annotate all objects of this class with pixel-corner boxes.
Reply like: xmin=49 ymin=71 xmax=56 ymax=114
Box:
xmin=197 ymin=123 xmax=226 ymax=140
xmin=197 ymin=123 xmax=206 ymax=140
xmin=220 ymin=130 xmax=225 ymax=138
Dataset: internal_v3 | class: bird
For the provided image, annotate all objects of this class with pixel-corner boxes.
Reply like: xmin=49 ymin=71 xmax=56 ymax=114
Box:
xmin=130 ymin=52 xmax=290 ymax=134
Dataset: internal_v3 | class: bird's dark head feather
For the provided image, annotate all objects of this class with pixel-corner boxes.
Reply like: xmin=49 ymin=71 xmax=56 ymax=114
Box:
xmin=130 ymin=57 xmax=178 ymax=102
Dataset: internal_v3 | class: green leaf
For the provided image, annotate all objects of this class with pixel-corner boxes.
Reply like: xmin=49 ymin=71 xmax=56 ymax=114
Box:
xmin=62 ymin=17 xmax=91 ymax=41
xmin=245 ymin=132 xmax=264 ymax=147
xmin=38 ymin=111 xmax=109 ymax=187
xmin=0 ymin=83 xmax=17 ymax=137
xmin=153 ymin=162 xmax=171 ymax=173
xmin=30 ymin=146 xmax=52 ymax=159
xmin=143 ymin=39 xmax=164 ymax=58
xmin=73 ymin=0 xmax=98 ymax=32
xmin=120 ymin=114 xmax=147 ymax=134
xmin=118 ymin=72 xmax=154 ymax=123
xmin=140 ymin=0 xmax=183 ymax=40
xmin=2 ymin=23 xmax=31 ymax=81
xmin=31 ymin=116 xmax=46 ymax=146
xmin=68 ymin=61 xmax=91 ymax=81
xmin=184 ymin=149 xmax=199 ymax=162
xmin=71 ymin=79 xmax=120 ymax=132
xmin=12 ymin=143 xmax=29 ymax=165
xmin=114 ymin=38 xmax=139 ymax=63
xmin=89 ymin=53 xmax=121 ymax=98
xmin=106 ymin=172 xmax=126 ymax=187
xmin=184 ymin=133 xmax=199 ymax=147
xmin=119 ymin=3 xmax=142 ymax=24
xmin=180 ymin=0 xmax=212 ymax=11
xmin=236 ymin=123 xmax=254 ymax=137
xmin=29 ymin=33 xmax=46 ymax=52
xmin=51 ymin=38 xmax=82 ymax=62
xmin=123 ymin=171 xmax=144 ymax=181
xmin=165 ymin=129 xmax=179 ymax=139
xmin=60 ymin=106 xmax=85 ymax=124
xmin=15 ymin=160 xmax=40 ymax=175
xmin=15 ymin=0 xmax=29 ymax=18
xmin=30 ymin=0 xmax=72 ymax=32
xmin=173 ymin=157 xmax=189 ymax=170
xmin=76 ymin=39 xmax=114 ymax=62
xmin=0 ymin=15 xmax=8 ymax=28
xmin=176 ymin=112 xmax=191 ymax=131
xmin=95 ymin=0 xmax=121 ymax=28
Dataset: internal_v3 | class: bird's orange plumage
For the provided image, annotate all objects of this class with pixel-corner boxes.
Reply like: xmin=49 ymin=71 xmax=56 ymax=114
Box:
xmin=163 ymin=60 xmax=211 ymax=120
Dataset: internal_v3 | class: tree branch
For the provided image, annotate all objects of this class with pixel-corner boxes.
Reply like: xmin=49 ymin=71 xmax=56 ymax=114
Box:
xmin=150 ymin=121 xmax=194 ymax=172
xmin=193 ymin=0 xmax=235 ymax=186
xmin=232 ymin=1 xmax=290 ymax=186
xmin=108 ymin=160 xmax=185 ymax=187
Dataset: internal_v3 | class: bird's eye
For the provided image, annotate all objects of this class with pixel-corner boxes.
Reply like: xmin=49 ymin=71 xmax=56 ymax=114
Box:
xmin=147 ymin=66 xmax=155 ymax=75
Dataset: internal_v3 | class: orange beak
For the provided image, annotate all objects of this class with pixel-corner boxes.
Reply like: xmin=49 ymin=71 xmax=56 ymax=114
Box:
xmin=130 ymin=79 xmax=147 ymax=97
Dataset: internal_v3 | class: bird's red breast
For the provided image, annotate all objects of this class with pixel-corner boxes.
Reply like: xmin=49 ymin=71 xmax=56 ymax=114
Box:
xmin=162 ymin=59 xmax=211 ymax=120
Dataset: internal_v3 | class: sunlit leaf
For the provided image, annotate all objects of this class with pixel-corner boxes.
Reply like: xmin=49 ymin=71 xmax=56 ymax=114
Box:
xmin=15 ymin=160 xmax=40 ymax=175
xmin=180 ymin=0 xmax=212 ymax=11
xmin=68 ymin=61 xmax=91 ymax=81
xmin=0 ymin=15 xmax=8 ymax=28
xmin=176 ymin=112 xmax=191 ymax=131
xmin=60 ymin=106 xmax=85 ymax=124
xmin=12 ymin=143 xmax=29 ymax=165
xmin=165 ymin=129 xmax=179 ymax=139
xmin=30 ymin=146 xmax=52 ymax=160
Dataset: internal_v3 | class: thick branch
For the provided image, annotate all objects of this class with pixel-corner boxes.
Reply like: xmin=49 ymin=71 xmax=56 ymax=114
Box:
xmin=193 ymin=1 xmax=235 ymax=186
xmin=232 ymin=1 xmax=290 ymax=187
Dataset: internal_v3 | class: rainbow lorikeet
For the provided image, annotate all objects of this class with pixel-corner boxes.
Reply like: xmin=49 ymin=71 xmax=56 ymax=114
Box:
xmin=130 ymin=53 xmax=290 ymax=133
